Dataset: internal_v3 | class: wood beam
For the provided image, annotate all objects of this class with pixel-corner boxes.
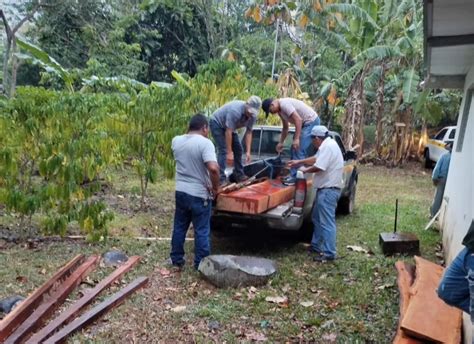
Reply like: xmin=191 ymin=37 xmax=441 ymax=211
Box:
xmin=27 ymin=256 xmax=141 ymax=344
xmin=0 ymin=255 xmax=85 ymax=341
xmin=4 ymin=256 xmax=99 ymax=344
xmin=427 ymin=34 xmax=474 ymax=47
xmin=43 ymin=276 xmax=149 ymax=344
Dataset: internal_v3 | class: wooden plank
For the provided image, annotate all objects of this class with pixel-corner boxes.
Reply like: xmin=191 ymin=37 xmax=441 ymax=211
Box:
xmin=216 ymin=179 xmax=295 ymax=214
xmin=0 ymin=254 xmax=85 ymax=341
xmin=27 ymin=256 xmax=141 ymax=344
xmin=393 ymin=261 xmax=422 ymax=344
xmin=44 ymin=276 xmax=149 ymax=344
xmin=400 ymin=256 xmax=462 ymax=343
xmin=5 ymin=256 xmax=99 ymax=344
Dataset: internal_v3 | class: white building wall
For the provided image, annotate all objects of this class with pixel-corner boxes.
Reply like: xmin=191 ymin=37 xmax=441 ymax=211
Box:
xmin=439 ymin=63 xmax=474 ymax=344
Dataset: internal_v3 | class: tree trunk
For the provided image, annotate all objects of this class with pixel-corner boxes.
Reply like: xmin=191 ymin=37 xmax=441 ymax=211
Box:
xmin=375 ymin=63 xmax=386 ymax=157
xmin=342 ymin=71 xmax=362 ymax=150
xmin=10 ymin=39 xmax=19 ymax=97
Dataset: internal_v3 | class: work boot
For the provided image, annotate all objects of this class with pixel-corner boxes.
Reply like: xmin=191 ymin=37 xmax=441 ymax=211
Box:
xmin=313 ymin=255 xmax=335 ymax=263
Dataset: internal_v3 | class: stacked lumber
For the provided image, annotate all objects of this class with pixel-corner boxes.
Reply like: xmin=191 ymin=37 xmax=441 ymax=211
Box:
xmin=393 ymin=256 xmax=462 ymax=344
xmin=217 ymin=178 xmax=313 ymax=214
xmin=0 ymin=254 xmax=147 ymax=343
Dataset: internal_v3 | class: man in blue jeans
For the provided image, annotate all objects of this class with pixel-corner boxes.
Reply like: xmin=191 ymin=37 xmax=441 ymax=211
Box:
xmin=431 ymin=142 xmax=452 ymax=217
xmin=288 ymin=125 xmax=343 ymax=262
xmin=438 ymin=221 xmax=474 ymax=321
xmin=262 ymin=97 xmax=320 ymax=185
xmin=209 ymin=96 xmax=262 ymax=185
xmin=170 ymin=114 xmax=220 ymax=269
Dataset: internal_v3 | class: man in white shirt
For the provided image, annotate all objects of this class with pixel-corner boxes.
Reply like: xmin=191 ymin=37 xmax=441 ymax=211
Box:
xmin=171 ymin=114 xmax=220 ymax=269
xmin=262 ymin=97 xmax=320 ymax=185
xmin=287 ymin=125 xmax=343 ymax=262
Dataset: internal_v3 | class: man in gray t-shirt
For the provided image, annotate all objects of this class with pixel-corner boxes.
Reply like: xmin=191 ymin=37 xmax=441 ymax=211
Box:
xmin=262 ymin=97 xmax=320 ymax=184
xmin=209 ymin=95 xmax=262 ymax=184
xmin=170 ymin=114 xmax=220 ymax=269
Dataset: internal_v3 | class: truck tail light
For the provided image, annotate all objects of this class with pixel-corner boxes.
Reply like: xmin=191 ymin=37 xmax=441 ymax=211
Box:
xmin=294 ymin=170 xmax=307 ymax=212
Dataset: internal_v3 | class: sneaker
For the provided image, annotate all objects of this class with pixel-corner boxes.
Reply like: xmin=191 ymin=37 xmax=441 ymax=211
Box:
xmin=282 ymin=176 xmax=296 ymax=186
xmin=313 ymin=255 xmax=335 ymax=263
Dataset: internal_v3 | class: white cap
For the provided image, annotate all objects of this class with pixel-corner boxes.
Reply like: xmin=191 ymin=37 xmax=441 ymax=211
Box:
xmin=311 ymin=125 xmax=329 ymax=138
xmin=246 ymin=95 xmax=262 ymax=117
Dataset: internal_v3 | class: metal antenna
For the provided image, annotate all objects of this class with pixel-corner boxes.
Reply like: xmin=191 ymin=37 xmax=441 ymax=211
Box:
xmin=394 ymin=199 xmax=398 ymax=233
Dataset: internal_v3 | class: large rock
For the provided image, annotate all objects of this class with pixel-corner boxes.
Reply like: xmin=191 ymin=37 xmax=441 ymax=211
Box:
xmin=103 ymin=250 xmax=128 ymax=266
xmin=198 ymin=255 xmax=277 ymax=288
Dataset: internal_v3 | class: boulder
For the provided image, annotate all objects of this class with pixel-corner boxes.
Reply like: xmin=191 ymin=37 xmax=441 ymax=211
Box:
xmin=198 ymin=255 xmax=277 ymax=288
xmin=103 ymin=250 xmax=128 ymax=266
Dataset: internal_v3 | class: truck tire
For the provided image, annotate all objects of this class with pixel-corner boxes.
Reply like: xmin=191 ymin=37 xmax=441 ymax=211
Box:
xmin=337 ymin=180 xmax=356 ymax=215
xmin=423 ymin=149 xmax=433 ymax=169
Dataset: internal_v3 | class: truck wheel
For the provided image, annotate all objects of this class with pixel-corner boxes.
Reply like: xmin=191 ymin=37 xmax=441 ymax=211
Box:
xmin=337 ymin=180 xmax=356 ymax=215
xmin=423 ymin=149 xmax=433 ymax=169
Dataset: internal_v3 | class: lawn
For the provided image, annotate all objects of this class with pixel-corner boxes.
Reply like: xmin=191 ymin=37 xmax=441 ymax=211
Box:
xmin=0 ymin=164 xmax=441 ymax=343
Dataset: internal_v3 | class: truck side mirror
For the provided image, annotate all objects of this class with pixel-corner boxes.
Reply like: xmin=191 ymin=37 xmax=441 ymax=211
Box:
xmin=345 ymin=150 xmax=357 ymax=160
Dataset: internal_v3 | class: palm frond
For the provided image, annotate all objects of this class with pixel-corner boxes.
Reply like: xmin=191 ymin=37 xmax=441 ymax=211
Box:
xmin=308 ymin=26 xmax=350 ymax=50
xmin=402 ymin=67 xmax=420 ymax=104
xmin=324 ymin=4 xmax=379 ymax=30
xmin=355 ymin=45 xmax=401 ymax=63
xmin=336 ymin=61 xmax=364 ymax=85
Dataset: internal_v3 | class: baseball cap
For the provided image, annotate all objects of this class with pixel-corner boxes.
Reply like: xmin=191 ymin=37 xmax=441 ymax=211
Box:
xmin=262 ymin=98 xmax=273 ymax=117
xmin=246 ymin=95 xmax=262 ymax=117
xmin=311 ymin=125 xmax=329 ymax=138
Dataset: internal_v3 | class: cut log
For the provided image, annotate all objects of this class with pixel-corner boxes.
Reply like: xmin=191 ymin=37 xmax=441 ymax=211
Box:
xmin=216 ymin=179 xmax=295 ymax=214
xmin=393 ymin=261 xmax=422 ymax=344
xmin=43 ymin=276 xmax=149 ymax=344
xmin=0 ymin=254 xmax=85 ymax=341
xmin=400 ymin=256 xmax=462 ymax=343
xmin=5 ymin=255 xmax=99 ymax=344
xmin=26 ymin=256 xmax=141 ymax=344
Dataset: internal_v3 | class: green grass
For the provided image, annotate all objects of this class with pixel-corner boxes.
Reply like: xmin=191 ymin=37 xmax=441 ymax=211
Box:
xmin=0 ymin=164 xmax=440 ymax=343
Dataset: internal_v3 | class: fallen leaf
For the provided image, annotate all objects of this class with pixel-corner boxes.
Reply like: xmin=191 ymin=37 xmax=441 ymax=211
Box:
xmin=16 ymin=276 xmax=28 ymax=283
xmin=245 ymin=330 xmax=267 ymax=342
xmin=282 ymin=284 xmax=291 ymax=293
xmin=346 ymin=245 xmax=368 ymax=253
xmin=159 ymin=268 xmax=171 ymax=277
xmin=171 ymin=305 xmax=186 ymax=313
xmin=322 ymin=333 xmax=337 ymax=342
xmin=299 ymin=301 xmax=314 ymax=307
xmin=249 ymin=286 xmax=257 ymax=293
xmin=265 ymin=296 xmax=288 ymax=305
xmin=376 ymin=283 xmax=393 ymax=290
xmin=40 ymin=268 xmax=47 ymax=275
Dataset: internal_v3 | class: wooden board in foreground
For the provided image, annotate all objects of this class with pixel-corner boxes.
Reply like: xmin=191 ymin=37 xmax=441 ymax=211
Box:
xmin=44 ymin=276 xmax=149 ymax=344
xmin=27 ymin=256 xmax=141 ymax=344
xmin=400 ymin=256 xmax=462 ymax=344
xmin=5 ymin=255 xmax=99 ymax=344
xmin=393 ymin=261 xmax=422 ymax=344
xmin=0 ymin=254 xmax=85 ymax=341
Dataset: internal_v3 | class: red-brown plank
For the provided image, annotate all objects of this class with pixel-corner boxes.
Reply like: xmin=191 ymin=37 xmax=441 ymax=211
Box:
xmin=0 ymin=254 xmax=85 ymax=341
xmin=27 ymin=256 xmax=141 ymax=343
xmin=44 ymin=276 xmax=148 ymax=344
xmin=401 ymin=256 xmax=462 ymax=343
xmin=393 ymin=261 xmax=422 ymax=344
xmin=5 ymin=255 xmax=99 ymax=344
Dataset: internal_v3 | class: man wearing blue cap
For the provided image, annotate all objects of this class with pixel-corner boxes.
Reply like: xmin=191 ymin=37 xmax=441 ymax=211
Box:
xmin=210 ymin=96 xmax=262 ymax=184
xmin=287 ymin=125 xmax=343 ymax=262
xmin=262 ymin=97 xmax=320 ymax=185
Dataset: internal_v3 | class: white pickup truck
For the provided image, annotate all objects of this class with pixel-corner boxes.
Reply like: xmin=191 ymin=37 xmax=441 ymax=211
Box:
xmin=423 ymin=126 xmax=456 ymax=168
xmin=212 ymin=126 xmax=358 ymax=233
